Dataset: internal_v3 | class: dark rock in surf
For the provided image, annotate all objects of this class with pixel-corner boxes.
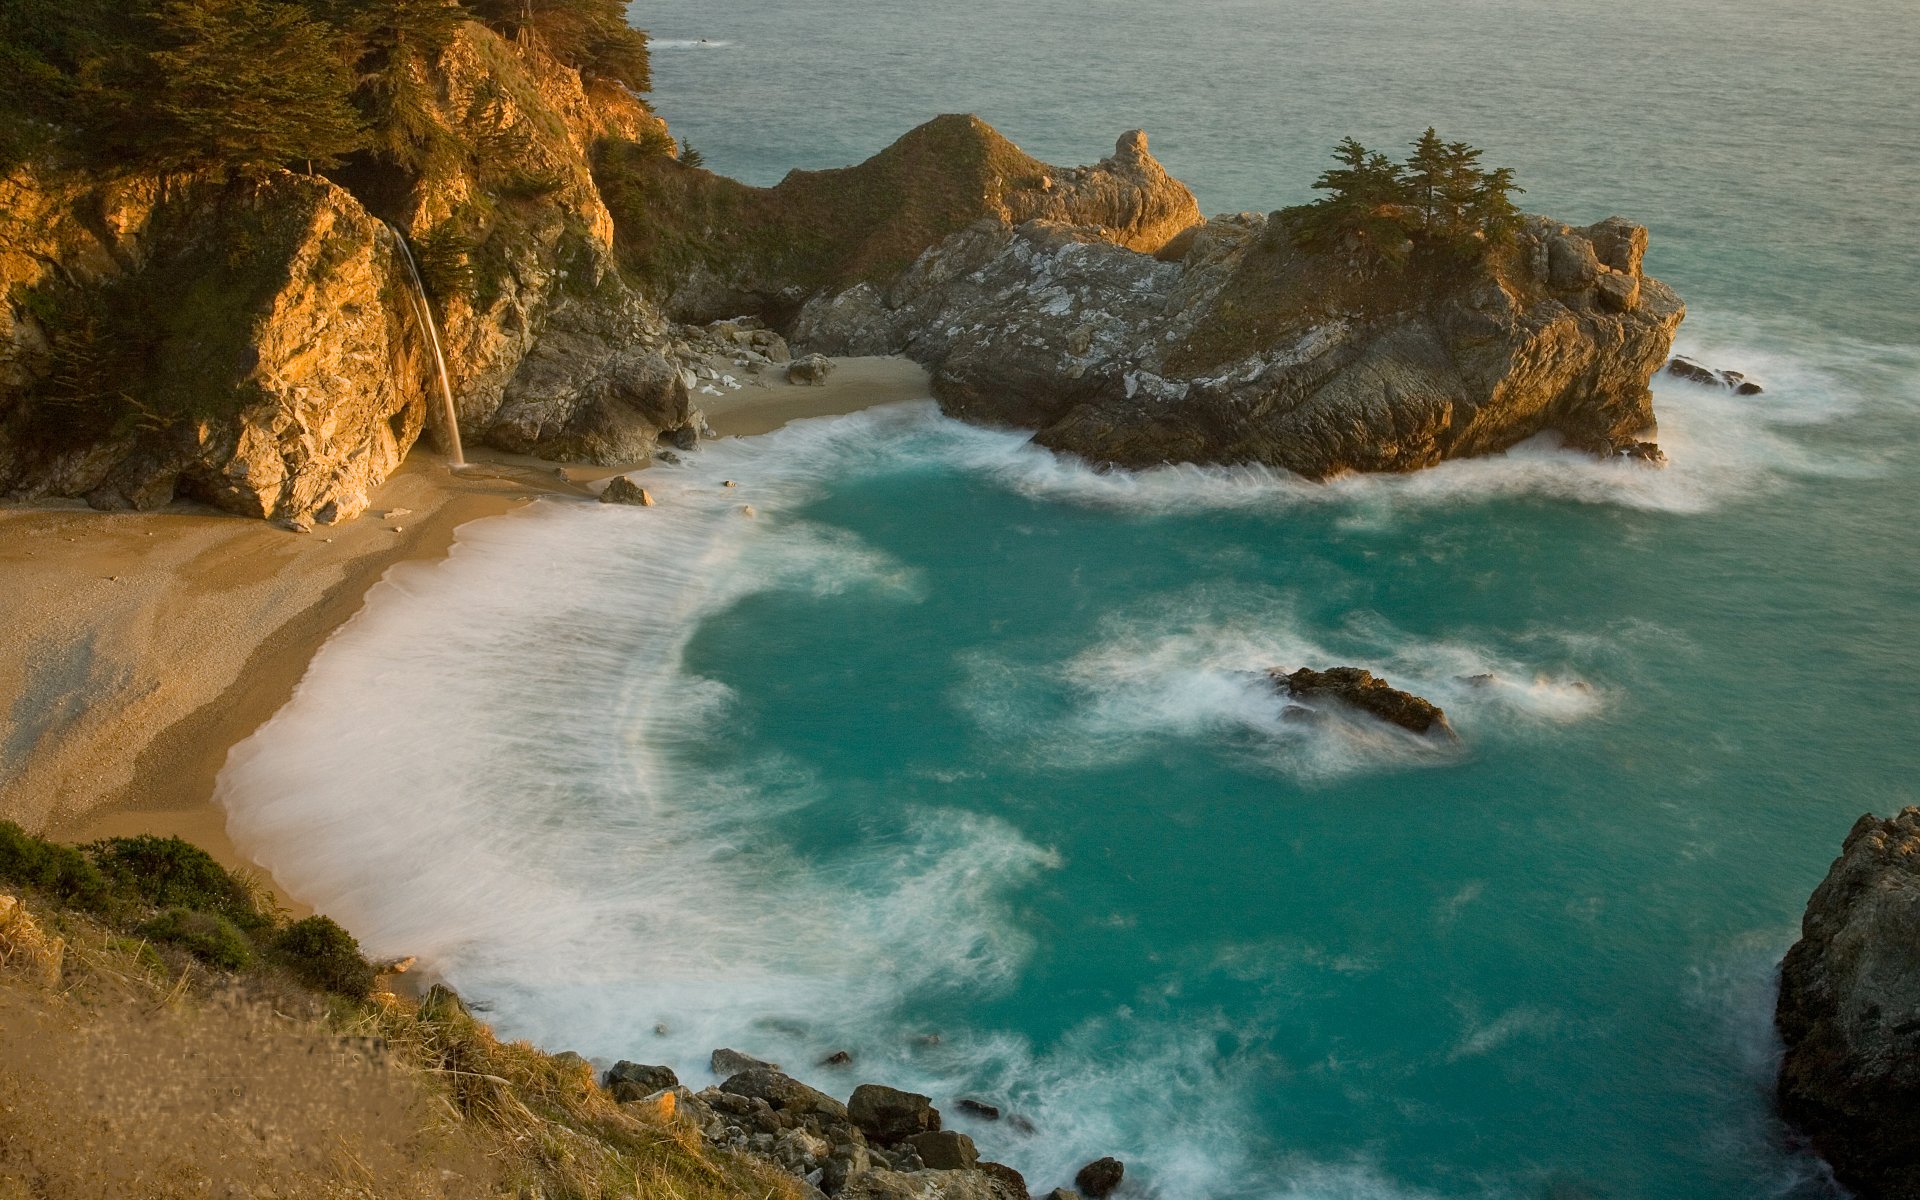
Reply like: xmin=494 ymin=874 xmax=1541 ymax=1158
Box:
xmin=820 ymin=1050 xmax=855 ymax=1067
xmin=599 ymin=476 xmax=654 ymax=505
xmin=848 ymin=1083 xmax=941 ymax=1143
xmin=956 ymin=1098 xmax=1001 ymax=1120
xmin=1272 ymin=667 xmax=1455 ymax=739
xmin=1776 ymin=807 xmax=1920 ymax=1200
xmin=1616 ymin=439 xmax=1667 ymax=465
xmin=1665 ymin=356 xmax=1763 ymax=394
xmin=1074 ymin=1157 xmax=1125 ymax=1198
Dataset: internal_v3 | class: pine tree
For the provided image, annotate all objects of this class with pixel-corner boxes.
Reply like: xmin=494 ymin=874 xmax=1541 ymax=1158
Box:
xmin=1404 ymin=127 xmax=1448 ymax=233
xmin=146 ymin=0 xmax=366 ymax=172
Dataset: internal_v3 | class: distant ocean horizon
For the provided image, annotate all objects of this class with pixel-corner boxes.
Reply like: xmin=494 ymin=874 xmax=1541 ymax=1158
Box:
xmin=218 ymin=2 xmax=1919 ymax=1196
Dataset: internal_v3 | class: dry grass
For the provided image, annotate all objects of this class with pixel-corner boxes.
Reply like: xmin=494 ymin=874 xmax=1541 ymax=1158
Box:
xmin=0 ymin=892 xmax=804 ymax=1200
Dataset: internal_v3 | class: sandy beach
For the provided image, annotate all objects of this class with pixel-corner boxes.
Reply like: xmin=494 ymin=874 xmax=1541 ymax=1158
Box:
xmin=0 ymin=355 xmax=930 ymax=896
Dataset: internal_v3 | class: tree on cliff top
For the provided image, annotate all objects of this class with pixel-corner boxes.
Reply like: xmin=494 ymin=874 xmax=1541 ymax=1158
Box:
xmin=146 ymin=0 xmax=366 ymax=172
xmin=1287 ymin=130 xmax=1523 ymax=269
xmin=468 ymin=0 xmax=651 ymax=90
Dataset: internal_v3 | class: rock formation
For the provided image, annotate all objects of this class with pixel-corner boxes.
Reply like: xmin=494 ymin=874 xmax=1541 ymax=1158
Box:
xmin=1776 ymin=807 xmax=1920 ymax=1199
xmin=1271 ymin=667 xmax=1455 ymax=738
xmin=795 ymin=210 xmax=1684 ymax=477
xmin=1666 ymin=355 xmax=1763 ymax=394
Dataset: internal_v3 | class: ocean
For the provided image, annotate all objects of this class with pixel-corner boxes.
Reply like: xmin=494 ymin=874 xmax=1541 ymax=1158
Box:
xmin=217 ymin=2 xmax=1920 ymax=1196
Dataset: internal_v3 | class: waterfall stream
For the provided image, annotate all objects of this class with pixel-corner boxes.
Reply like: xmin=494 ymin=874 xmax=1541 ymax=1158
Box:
xmin=385 ymin=224 xmax=466 ymax=469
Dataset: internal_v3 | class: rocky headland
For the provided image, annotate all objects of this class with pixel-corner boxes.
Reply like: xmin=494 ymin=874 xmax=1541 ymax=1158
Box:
xmin=1776 ymin=807 xmax=1920 ymax=1199
xmin=1 ymin=6 xmax=1686 ymax=526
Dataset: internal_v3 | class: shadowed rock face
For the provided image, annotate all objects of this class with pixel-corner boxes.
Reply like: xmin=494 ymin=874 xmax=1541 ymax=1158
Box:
xmin=1270 ymin=667 xmax=1455 ymax=737
xmin=1777 ymin=808 xmax=1920 ymax=1200
xmin=795 ymin=209 xmax=1684 ymax=479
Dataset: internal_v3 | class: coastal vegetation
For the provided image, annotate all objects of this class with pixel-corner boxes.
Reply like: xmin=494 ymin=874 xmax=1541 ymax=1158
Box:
xmin=1286 ymin=128 xmax=1523 ymax=268
xmin=0 ymin=0 xmax=649 ymax=172
xmin=0 ymin=819 xmax=806 ymax=1198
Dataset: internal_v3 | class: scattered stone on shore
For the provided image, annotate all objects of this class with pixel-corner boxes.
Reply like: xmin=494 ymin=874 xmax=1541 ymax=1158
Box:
xmin=1666 ymin=356 xmax=1764 ymax=394
xmin=604 ymin=1060 xmax=679 ymax=1101
xmin=905 ymin=1130 xmax=979 ymax=1171
xmin=956 ymin=1098 xmax=1001 ymax=1120
xmin=1775 ymin=806 xmax=1920 ymax=1199
xmin=599 ymin=476 xmax=655 ymax=506
xmin=710 ymin=1047 xmax=777 ymax=1076
xmin=719 ymin=1067 xmax=849 ymax=1120
xmin=1271 ymin=667 xmax=1456 ymax=739
xmin=656 ymin=448 xmax=682 ymax=465
xmin=1075 ymin=1157 xmax=1124 ymax=1198
xmin=789 ymin=353 xmax=835 ymax=386
xmin=849 ymin=1083 xmax=941 ymax=1142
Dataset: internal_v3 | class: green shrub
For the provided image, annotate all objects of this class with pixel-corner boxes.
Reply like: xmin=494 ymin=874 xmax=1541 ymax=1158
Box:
xmin=273 ymin=915 xmax=375 ymax=997
xmin=85 ymin=835 xmax=265 ymax=929
xmin=0 ymin=820 xmax=112 ymax=911
xmin=139 ymin=907 xmax=255 ymax=970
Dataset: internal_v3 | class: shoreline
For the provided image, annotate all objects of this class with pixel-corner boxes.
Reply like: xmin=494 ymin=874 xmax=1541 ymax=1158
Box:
xmin=0 ymin=355 xmax=929 ymax=907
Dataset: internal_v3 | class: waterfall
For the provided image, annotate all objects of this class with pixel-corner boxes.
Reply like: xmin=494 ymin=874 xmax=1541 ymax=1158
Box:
xmin=385 ymin=223 xmax=466 ymax=469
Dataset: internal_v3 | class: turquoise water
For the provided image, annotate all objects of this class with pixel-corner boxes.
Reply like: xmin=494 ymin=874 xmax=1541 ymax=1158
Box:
xmin=218 ymin=4 xmax=1919 ymax=1197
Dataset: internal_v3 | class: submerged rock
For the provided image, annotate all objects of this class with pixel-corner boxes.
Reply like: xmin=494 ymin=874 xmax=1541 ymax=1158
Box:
xmin=1272 ymin=667 xmax=1455 ymax=738
xmin=1776 ymin=807 xmax=1920 ymax=1199
xmin=956 ymin=1098 xmax=1001 ymax=1120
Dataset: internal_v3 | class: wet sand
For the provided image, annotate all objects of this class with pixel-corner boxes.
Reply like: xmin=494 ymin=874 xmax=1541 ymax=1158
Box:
xmin=0 ymin=355 xmax=930 ymax=897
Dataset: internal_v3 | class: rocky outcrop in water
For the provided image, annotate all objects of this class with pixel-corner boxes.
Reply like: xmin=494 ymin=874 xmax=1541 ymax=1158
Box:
xmin=1666 ymin=355 xmax=1763 ymax=394
xmin=794 ymin=210 xmax=1684 ymax=477
xmin=1776 ymin=807 xmax=1920 ymax=1199
xmin=1271 ymin=667 xmax=1455 ymax=738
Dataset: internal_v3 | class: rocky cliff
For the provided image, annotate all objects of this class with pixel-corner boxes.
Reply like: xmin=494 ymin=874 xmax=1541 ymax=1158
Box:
xmin=794 ymin=209 xmax=1683 ymax=476
xmin=1776 ymin=807 xmax=1920 ymax=1199
xmin=1 ymin=30 xmax=1200 ymax=523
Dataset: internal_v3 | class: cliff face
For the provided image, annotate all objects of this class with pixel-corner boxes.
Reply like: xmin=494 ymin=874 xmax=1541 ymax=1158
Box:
xmin=1776 ymin=808 xmax=1920 ymax=1200
xmin=0 ymin=169 xmax=425 ymax=523
xmin=793 ymin=210 xmax=1684 ymax=476
xmin=594 ymin=115 xmax=1203 ymax=322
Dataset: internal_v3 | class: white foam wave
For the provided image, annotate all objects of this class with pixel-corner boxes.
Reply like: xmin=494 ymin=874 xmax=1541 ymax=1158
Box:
xmin=958 ymin=590 xmax=1605 ymax=781
xmin=651 ymin=37 xmax=734 ymax=49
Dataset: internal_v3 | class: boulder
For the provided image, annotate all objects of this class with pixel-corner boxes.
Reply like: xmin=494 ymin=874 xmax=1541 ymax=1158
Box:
xmin=599 ymin=476 xmax=654 ymax=505
xmin=978 ymin=1162 xmax=1030 ymax=1199
xmin=820 ymin=1050 xmax=855 ymax=1067
xmin=789 ymin=353 xmax=836 ymax=386
xmin=1776 ymin=807 xmax=1920 ymax=1199
xmin=956 ymin=1099 xmax=1001 ymax=1120
xmin=904 ymin=1130 xmax=979 ymax=1171
xmin=1272 ymin=667 xmax=1455 ymax=738
xmin=604 ymin=1060 xmax=678 ymax=1096
xmin=719 ymin=1068 xmax=849 ymax=1121
xmin=848 ymin=1083 xmax=941 ymax=1143
xmin=1074 ymin=1158 xmax=1124 ymax=1199
xmin=1044 ymin=1192 xmax=1082 ymax=1200
xmin=712 ymin=1047 xmax=778 ymax=1076
xmin=1616 ymin=440 xmax=1667 ymax=466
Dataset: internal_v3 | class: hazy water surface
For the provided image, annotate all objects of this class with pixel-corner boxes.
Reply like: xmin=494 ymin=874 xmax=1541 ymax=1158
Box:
xmin=221 ymin=3 xmax=1918 ymax=1197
